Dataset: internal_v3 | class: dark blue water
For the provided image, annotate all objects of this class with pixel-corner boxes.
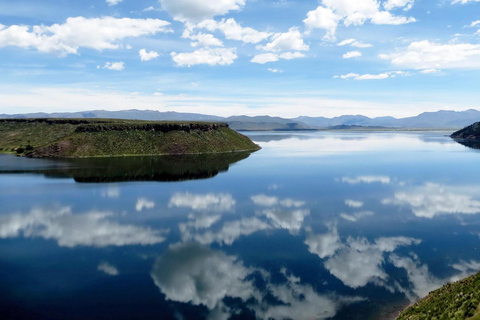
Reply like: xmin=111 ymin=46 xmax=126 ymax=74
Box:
xmin=1 ymin=131 xmax=480 ymax=320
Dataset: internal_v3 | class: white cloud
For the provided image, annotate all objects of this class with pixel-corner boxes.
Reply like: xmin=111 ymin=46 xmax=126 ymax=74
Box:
xmin=303 ymin=0 xmax=415 ymax=39
xmin=342 ymin=176 xmax=391 ymax=184
xmin=259 ymin=208 xmax=310 ymax=233
xmin=336 ymin=71 xmax=408 ymax=80
xmin=261 ymin=27 xmax=309 ymax=52
xmin=382 ymin=183 xmax=480 ymax=218
xmin=97 ymin=262 xmax=119 ymax=276
xmin=151 ymin=243 xmax=256 ymax=310
xmin=340 ymin=211 xmax=374 ymax=222
xmin=171 ymin=47 xmax=237 ymax=67
xmin=345 ymin=199 xmax=364 ymax=208
xmin=159 ymin=0 xmax=245 ymax=22
xmin=136 ymin=198 xmax=156 ymax=212
xmin=0 ymin=207 xmax=166 ymax=247
xmin=183 ymin=31 xmax=224 ymax=48
xmin=251 ymin=52 xmax=305 ymax=64
xmin=169 ymin=193 xmax=236 ymax=212
xmin=337 ymin=38 xmax=372 ymax=48
xmin=383 ymin=0 xmax=414 ymax=11
xmin=379 ymin=40 xmax=480 ymax=70
xmin=303 ymin=6 xmax=339 ymax=40
xmin=451 ymin=0 xmax=480 ymax=4
xmin=343 ymin=51 xmax=362 ymax=58
xmin=470 ymin=20 xmax=480 ymax=27
xmin=139 ymin=49 xmax=159 ymax=61
xmin=0 ymin=17 xmax=170 ymax=56
xmin=268 ymin=68 xmax=282 ymax=73
xmin=420 ymin=68 xmax=441 ymax=74
xmin=195 ymin=18 xmax=272 ymax=44
xmin=106 ymin=0 xmax=122 ymax=6
xmin=103 ymin=61 xmax=125 ymax=71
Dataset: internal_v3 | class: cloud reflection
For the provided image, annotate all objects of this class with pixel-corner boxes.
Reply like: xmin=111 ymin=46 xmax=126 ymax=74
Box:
xmin=0 ymin=206 xmax=167 ymax=247
xmin=151 ymin=243 xmax=362 ymax=320
xmin=383 ymin=183 xmax=480 ymax=218
xmin=169 ymin=193 xmax=236 ymax=212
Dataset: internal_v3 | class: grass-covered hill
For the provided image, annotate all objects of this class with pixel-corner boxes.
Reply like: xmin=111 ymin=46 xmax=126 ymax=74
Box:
xmin=0 ymin=118 xmax=260 ymax=158
xmin=397 ymin=272 xmax=480 ymax=320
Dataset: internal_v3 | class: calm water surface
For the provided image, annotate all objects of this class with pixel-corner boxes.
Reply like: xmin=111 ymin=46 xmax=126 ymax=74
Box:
xmin=1 ymin=131 xmax=480 ymax=320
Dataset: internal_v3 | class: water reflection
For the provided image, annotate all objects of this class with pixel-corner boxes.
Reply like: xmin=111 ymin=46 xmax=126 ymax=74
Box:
xmin=0 ymin=206 xmax=167 ymax=247
xmin=452 ymin=138 xmax=480 ymax=150
xmin=2 ymin=131 xmax=480 ymax=320
xmin=151 ymin=243 xmax=360 ymax=320
xmin=0 ymin=152 xmax=253 ymax=183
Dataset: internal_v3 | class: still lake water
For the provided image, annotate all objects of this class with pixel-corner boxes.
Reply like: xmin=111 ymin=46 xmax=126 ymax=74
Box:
xmin=1 ymin=131 xmax=480 ymax=320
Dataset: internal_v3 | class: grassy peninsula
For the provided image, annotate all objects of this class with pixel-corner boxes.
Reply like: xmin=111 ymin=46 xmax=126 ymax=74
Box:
xmin=397 ymin=272 xmax=480 ymax=320
xmin=0 ymin=118 xmax=260 ymax=158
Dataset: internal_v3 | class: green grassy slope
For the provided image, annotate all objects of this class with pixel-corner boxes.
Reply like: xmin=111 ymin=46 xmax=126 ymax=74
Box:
xmin=0 ymin=119 xmax=260 ymax=158
xmin=397 ymin=272 xmax=480 ymax=320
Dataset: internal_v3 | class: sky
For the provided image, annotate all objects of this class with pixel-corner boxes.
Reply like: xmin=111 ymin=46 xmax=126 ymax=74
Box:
xmin=0 ymin=0 xmax=480 ymax=118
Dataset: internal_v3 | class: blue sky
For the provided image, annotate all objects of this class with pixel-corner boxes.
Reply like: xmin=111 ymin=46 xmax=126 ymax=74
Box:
xmin=0 ymin=0 xmax=480 ymax=118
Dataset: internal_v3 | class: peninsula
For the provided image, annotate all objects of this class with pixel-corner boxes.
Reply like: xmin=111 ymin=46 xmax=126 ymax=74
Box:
xmin=451 ymin=122 xmax=480 ymax=150
xmin=0 ymin=118 xmax=260 ymax=158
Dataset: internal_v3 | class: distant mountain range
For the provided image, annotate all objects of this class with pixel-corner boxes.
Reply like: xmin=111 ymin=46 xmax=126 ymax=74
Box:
xmin=1 ymin=109 xmax=479 ymax=130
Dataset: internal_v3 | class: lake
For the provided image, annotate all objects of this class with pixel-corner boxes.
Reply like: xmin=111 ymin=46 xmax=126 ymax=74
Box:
xmin=1 ymin=130 xmax=480 ymax=320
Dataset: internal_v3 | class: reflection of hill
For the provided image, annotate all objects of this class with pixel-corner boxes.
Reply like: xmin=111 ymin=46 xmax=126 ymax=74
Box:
xmin=453 ymin=139 xmax=480 ymax=150
xmin=0 ymin=152 xmax=252 ymax=183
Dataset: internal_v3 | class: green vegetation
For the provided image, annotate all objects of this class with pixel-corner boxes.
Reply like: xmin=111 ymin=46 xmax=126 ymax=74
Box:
xmin=0 ymin=119 xmax=260 ymax=158
xmin=397 ymin=272 xmax=480 ymax=320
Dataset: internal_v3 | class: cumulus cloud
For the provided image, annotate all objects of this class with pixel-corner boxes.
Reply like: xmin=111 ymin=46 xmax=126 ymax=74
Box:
xmin=383 ymin=0 xmax=414 ymax=11
xmin=171 ymin=47 xmax=237 ymax=67
xmin=136 ymin=198 xmax=155 ymax=212
xmin=335 ymin=70 xmax=408 ymax=80
xmin=382 ymin=183 xmax=480 ymax=218
xmin=182 ymin=30 xmax=223 ymax=47
xmin=251 ymin=52 xmax=305 ymax=64
xmin=106 ymin=0 xmax=122 ymax=6
xmin=261 ymin=27 xmax=309 ymax=52
xmin=304 ymin=0 xmax=415 ymax=39
xmin=139 ymin=49 xmax=159 ymax=61
xmin=337 ymin=38 xmax=372 ymax=48
xmin=195 ymin=18 xmax=272 ymax=44
xmin=159 ymin=0 xmax=245 ymax=22
xmin=169 ymin=193 xmax=236 ymax=212
xmin=98 ymin=262 xmax=119 ymax=276
xmin=0 ymin=206 xmax=166 ymax=247
xmin=103 ymin=61 xmax=125 ymax=71
xmin=343 ymin=51 xmax=362 ymax=58
xmin=379 ymin=40 xmax=480 ymax=70
xmin=0 ymin=17 xmax=170 ymax=56
xmin=341 ymin=175 xmax=391 ymax=184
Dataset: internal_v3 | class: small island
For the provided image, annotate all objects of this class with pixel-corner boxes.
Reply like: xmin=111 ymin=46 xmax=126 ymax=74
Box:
xmin=451 ymin=122 xmax=480 ymax=150
xmin=0 ymin=118 xmax=260 ymax=158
